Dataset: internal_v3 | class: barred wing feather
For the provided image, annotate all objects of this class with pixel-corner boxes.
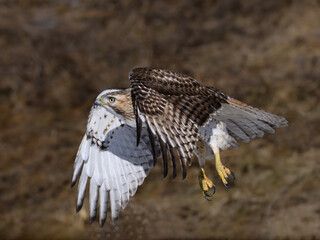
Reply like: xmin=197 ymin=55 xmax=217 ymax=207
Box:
xmin=129 ymin=67 xmax=227 ymax=179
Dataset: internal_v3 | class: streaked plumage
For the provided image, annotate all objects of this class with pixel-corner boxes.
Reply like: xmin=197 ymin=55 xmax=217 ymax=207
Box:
xmin=71 ymin=67 xmax=287 ymax=225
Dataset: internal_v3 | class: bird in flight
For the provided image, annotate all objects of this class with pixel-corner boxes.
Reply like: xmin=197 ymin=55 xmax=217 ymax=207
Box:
xmin=71 ymin=67 xmax=287 ymax=226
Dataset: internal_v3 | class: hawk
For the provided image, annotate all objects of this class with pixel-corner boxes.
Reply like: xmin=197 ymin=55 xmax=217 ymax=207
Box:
xmin=71 ymin=67 xmax=287 ymax=226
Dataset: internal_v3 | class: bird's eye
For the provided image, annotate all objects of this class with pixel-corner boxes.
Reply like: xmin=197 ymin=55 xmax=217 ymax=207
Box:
xmin=108 ymin=97 xmax=116 ymax=103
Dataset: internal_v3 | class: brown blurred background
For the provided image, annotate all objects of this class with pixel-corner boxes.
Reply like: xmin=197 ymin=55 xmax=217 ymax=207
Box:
xmin=0 ymin=0 xmax=319 ymax=239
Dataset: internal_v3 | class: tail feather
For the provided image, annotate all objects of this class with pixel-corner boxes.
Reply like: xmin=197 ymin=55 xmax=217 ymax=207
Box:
xmin=223 ymin=119 xmax=250 ymax=142
xmin=226 ymin=98 xmax=288 ymax=128
xmin=214 ymin=97 xmax=287 ymax=142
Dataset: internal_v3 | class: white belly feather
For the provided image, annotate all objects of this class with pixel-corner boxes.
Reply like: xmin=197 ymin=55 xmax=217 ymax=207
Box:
xmin=205 ymin=121 xmax=236 ymax=151
xmin=195 ymin=119 xmax=237 ymax=165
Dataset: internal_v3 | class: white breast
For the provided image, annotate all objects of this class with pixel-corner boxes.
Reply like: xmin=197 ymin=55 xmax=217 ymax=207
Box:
xmin=199 ymin=119 xmax=237 ymax=152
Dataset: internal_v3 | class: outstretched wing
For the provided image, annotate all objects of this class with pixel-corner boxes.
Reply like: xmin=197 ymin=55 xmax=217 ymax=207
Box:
xmin=129 ymin=67 xmax=227 ymax=179
xmin=213 ymin=97 xmax=288 ymax=142
xmin=71 ymin=104 xmax=154 ymax=226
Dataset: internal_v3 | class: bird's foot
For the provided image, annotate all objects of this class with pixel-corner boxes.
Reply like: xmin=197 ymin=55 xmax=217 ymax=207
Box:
xmin=199 ymin=168 xmax=216 ymax=201
xmin=214 ymin=148 xmax=235 ymax=188
xmin=216 ymin=164 xmax=235 ymax=188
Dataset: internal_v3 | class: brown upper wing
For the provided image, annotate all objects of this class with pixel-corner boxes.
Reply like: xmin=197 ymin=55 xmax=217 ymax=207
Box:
xmin=129 ymin=67 xmax=226 ymax=179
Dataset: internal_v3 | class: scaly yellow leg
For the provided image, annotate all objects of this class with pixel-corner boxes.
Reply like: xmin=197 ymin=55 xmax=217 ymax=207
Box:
xmin=214 ymin=146 xmax=235 ymax=188
xmin=198 ymin=167 xmax=216 ymax=200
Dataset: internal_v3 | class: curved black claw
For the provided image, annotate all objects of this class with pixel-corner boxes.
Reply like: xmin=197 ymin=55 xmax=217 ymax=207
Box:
xmin=223 ymin=171 xmax=236 ymax=189
xmin=211 ymin=184 xmax=216 ymax=195
xmin=231 ymin=171 xmax=236 ymax=181
xmin=203 ymin=184 xmax=216 ymax=201
xmin=204 ymin=192 xmax=212 ymax=201
xmin=223 ymin=180 xmax=229 ymax=189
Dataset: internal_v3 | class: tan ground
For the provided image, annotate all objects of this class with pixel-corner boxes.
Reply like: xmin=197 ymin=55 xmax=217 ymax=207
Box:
xmin=0 ymin=0 xmax=319 ymax=239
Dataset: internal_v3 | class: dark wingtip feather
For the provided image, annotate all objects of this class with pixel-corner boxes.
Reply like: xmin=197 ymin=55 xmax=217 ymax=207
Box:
xmin=99 ymin=218 xmax=106 ymax=228
xmin=172 ymin=169 xmax=177 ymax=179
xmin=90 ymin=215 xmax=96 ymax=224
xmin=76 ymin=204 xmax=82 ymax=213
xmin=187 ymin=156 xmax=192 ymax=167
xmin=169 ymin=147 xmax=177 ymax=179
xmin=70 ymin=180 xmax=76 ymax=188
xmin=181 ymin=159 xmax=187 ymax=180
xmin=147 ymin=124 xmax=157 ymax=166
xmin=158 ymin=135 xmax=168 ymax=178
xmin=182 ymin=165 xmax=187 ymax=180
xmin=163 ymin=162 xmax=168 ymax=178
xmin=176 ymin=149 xmax=187 ymax=180
xmin=136 ymin=115 xmax=142 ymax=147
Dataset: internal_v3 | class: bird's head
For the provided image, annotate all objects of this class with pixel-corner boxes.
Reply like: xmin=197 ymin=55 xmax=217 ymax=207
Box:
xmin=95 ymin=88 xmax=135 ymax=121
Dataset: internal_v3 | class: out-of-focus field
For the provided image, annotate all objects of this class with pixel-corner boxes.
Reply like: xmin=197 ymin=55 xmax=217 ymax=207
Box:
xmin=0 ymin=0 xmax=319 ymax=239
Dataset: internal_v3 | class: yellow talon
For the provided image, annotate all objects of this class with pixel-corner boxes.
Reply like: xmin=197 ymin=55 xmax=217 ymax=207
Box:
xmin=199 ymin=168 xmax=216 ymax=200
xmin=214 ymin=147 xmax=235 ymax=188
xmin=224 ymin=167 xmax=231 ymax=175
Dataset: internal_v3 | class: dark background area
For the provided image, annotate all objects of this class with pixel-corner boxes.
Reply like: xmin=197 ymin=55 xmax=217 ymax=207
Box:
xmin=0 ymin=0 xmax=319 ymax=239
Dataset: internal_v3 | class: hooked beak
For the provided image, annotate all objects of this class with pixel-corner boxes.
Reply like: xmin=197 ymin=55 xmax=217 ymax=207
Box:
xmin=94 ymin=97 xmax=102 ymax=106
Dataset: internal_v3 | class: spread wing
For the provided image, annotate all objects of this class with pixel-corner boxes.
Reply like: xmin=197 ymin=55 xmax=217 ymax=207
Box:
xmin=71 ymin=104 xmax=155 ymax=226
xmin=129 ymin=67 xmax=227 ymax=179
xmin=213 ymin=97 xmax=288 ymax=142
